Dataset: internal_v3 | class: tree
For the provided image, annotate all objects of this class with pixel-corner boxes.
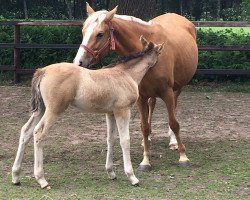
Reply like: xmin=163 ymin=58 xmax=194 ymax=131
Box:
xmin=108 ymin=0 xmax=157 ymax=20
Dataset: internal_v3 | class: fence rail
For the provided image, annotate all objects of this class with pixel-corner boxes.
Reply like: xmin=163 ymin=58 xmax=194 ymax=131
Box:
xmin=0 ymin=20 xmax=250 ymax=83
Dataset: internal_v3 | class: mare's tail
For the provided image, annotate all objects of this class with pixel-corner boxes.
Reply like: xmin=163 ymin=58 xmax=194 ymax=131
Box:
xmin=30 ymin=69 xmax=45 ymax=113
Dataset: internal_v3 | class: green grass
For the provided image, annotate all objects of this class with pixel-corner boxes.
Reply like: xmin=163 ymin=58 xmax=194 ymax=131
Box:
xmin=188 ymin=80 xmax=250 ymax=93
xmin=0 ymin=139 xmax=249 ymax=200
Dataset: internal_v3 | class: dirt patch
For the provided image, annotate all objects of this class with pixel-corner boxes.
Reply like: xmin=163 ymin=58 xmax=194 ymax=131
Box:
xmin=0 ymin=86 xmax=249 ymax=150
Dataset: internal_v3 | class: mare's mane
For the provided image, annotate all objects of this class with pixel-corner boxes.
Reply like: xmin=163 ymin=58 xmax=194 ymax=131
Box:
xmin=103 ymin=42 xmax=154 ymax=68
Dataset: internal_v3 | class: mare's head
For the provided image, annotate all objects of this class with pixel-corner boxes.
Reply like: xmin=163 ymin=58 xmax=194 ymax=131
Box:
xmin=74 ymin=3 xmax=118 ymax=67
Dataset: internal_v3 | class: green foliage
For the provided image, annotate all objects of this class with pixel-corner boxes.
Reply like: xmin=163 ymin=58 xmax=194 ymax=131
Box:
xmin=197 ymin=28 xmax=250 ymax=70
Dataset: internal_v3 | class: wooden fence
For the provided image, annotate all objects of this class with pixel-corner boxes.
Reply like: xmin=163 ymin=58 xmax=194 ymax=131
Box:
xmin=0 ymin=20 xmax=249 ymax=83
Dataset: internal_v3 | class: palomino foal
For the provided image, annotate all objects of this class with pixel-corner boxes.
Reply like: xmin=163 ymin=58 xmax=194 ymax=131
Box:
xmin=12 ymin=38 xmax=163 ymax=188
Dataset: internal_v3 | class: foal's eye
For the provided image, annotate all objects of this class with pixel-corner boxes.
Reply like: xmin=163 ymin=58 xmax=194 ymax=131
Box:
xmin=96 ymin=32 xmax=104 ymax=38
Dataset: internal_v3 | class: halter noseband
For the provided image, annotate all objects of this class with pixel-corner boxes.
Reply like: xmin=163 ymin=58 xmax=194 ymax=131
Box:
xmin=80 ymin=22 xmax=116 ymax=65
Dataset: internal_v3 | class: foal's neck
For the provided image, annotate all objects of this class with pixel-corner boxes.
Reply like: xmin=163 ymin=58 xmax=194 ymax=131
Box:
xmin=122 ymin=57 xmax=152 ymax=85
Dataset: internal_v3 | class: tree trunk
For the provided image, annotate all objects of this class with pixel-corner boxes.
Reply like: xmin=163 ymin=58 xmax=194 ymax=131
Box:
xmin=217 ymin=0 xmax=221 ymax=20
xmin=23 ymin=0 xmax=28 ymax=19
xmin=65 ymin=0 xmax=74 ymax=19
xmin=109 ymin=0 xmax=157 ymax=20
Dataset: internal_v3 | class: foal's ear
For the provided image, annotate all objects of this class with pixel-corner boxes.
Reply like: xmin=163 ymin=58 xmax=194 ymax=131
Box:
xmin=105 ymin=6 xmax=118 ymax=22
xmin=139 ymin=35 xmax=149 ymax=48
xmin=86 ymin=2 xmax=95 ymax=16
xmin=156 ymin=43 xmax=165 ymax=54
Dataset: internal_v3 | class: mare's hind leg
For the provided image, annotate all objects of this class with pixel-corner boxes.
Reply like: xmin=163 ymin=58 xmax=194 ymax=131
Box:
xmin=114 ymin=109 xmax=139 ymax=185
xmin=137 ymin=97 xmax=152 ymax=171
xmin=162 ymin=87 xmax=190 ymax=166
xmin=168 ymin=89 xmax=182 ymax=150
xmin=12 ymin=112 xmax=43 ymax=185
xmin=105 ymin=113 xmax=117 ymax=180
xmin=33 ymin=110 xmax=57 ymax=188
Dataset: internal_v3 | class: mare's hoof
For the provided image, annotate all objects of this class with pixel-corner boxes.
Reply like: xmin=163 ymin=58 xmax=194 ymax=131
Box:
xmin=138 ymin=165 xmax=151 ymax=171
xmin=178 ymin=161 xmax=191 ymax=167
xmin=169 ymin=144 xmax=178 ymax=150
xmin=12 ymin=181 xmax=21 ymax=186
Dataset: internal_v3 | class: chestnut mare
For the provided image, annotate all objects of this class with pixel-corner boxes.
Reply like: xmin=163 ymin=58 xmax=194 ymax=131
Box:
xmin=74 ymin=3 xmax=198 ymax=170
xmin=12 ymin=38 xmax=163 ymax=188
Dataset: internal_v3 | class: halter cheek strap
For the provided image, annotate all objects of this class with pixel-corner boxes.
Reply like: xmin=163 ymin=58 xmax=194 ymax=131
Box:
xmin=80 ymin=22 xmax=116 ymax=64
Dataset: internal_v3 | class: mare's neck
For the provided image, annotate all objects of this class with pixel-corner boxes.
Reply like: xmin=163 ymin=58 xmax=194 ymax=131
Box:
xmin=112 ymin=16 xmax=156 ymax=56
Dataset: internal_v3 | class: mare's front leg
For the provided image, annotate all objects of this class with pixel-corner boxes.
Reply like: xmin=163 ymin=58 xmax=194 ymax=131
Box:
xmin=137 ymin=96 xmax=151 ymax=171
xmin=33 ymin=110 xmax=56 ymax=189
xmin=114 ymin=109 xmax=139 ymax=185
xmin=12 ymin=112 xmax=43 ymax=185
xmin=105 ymin=113 xmax=117 ymax=180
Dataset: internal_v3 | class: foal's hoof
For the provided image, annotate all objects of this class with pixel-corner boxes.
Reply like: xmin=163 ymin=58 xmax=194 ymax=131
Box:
xmin=178 ymin=161 xmax=191 ymax=167
xmin=42 ymin=184 xmax=51 ymax=190
xmin=12 ymin=181 xmax=21 ymax=186
xmin=132 ymin=181 xmax=140 ymax=186
xmin=138 ymin=165 xmax=151 ymax=171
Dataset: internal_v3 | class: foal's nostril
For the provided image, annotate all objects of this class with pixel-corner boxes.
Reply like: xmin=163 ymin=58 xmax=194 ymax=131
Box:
xmin=79 ymin=61 xmax=83 ymax=66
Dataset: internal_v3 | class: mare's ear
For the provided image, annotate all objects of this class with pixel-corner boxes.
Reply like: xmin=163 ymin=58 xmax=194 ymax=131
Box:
xmin=139 ymin=35 xmax=149 ymax=48
xmin=86 ymin=2 xmax=95 ymax=16
xmin=105 ymin=6 xmax=118 ymax=22
xmin=156 ymin=42 xmax=165 ymax=54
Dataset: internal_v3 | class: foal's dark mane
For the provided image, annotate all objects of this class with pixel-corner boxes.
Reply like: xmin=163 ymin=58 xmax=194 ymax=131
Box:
xmin=103 ymin=42 xmax=154 ymax=68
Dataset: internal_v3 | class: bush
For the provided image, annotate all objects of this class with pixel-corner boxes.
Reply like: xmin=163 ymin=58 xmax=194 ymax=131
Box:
xmin=197 ymin=28 xmax=250 ymax=70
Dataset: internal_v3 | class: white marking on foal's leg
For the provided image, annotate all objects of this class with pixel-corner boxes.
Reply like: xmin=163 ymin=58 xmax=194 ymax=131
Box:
xmin=114 ymin=109 xmax=139 ymax=185
xmin=168 ymin=126 xmax=178 ymax=150
xmin=105 ymin=114 xmax=117 ymax=180
xmin=12 ymin=113 xmax=42 ymax=184
xmin=73 ymin=22 xmax=97 ymax=65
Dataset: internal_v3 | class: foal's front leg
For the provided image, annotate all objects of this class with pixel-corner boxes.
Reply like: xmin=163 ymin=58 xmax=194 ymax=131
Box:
xmin=114 ymin=109 xmax=139 ymax=186
xmin=105 ymin=113 xmax=117 ymax=180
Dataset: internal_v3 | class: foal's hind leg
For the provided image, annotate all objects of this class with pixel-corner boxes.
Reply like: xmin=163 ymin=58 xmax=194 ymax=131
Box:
xmin=33 ymin=110 xmax=57 ymax=188
xmin=162 ymin=87 xmax=190 ymax=166
xmin=105 ymin=113 xmax=117 ymax=180
xmin=12 ymin=112 xmax=43 ymax=185
xmin=114 ymin=109 xmax=139 ymax=185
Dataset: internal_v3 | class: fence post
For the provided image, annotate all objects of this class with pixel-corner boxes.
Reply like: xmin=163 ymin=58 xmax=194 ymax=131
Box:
xmin=14 ymin=24 xmax=21 ymax=83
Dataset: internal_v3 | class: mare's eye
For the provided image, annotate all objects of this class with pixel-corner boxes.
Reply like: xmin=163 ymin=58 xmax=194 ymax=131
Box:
xmin=96 ymin=32 xmax=104 ymax=38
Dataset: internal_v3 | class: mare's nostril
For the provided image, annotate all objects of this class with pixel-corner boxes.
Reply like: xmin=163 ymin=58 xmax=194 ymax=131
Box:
xmin=79 ymin=61 xmax=83 ymax=66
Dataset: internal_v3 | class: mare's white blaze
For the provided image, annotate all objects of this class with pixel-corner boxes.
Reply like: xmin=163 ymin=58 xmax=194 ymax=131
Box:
xmin=73 ymin=22 xmax=97 ymax=65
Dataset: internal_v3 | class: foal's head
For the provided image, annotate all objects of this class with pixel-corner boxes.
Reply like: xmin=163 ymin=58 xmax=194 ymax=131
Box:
xmin=137 ymin=36 xmax=164 ymax=68
xmin=74 ymin=3 xmax=118 ymax=67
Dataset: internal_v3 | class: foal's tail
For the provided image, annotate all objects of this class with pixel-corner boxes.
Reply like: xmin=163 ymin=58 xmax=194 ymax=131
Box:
xmin=30 ymin=69 xmax=45 ymax=113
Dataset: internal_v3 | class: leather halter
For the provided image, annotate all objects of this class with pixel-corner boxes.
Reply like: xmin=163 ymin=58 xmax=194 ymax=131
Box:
xmin=80 ymin=22 xmax=116 ymax=64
